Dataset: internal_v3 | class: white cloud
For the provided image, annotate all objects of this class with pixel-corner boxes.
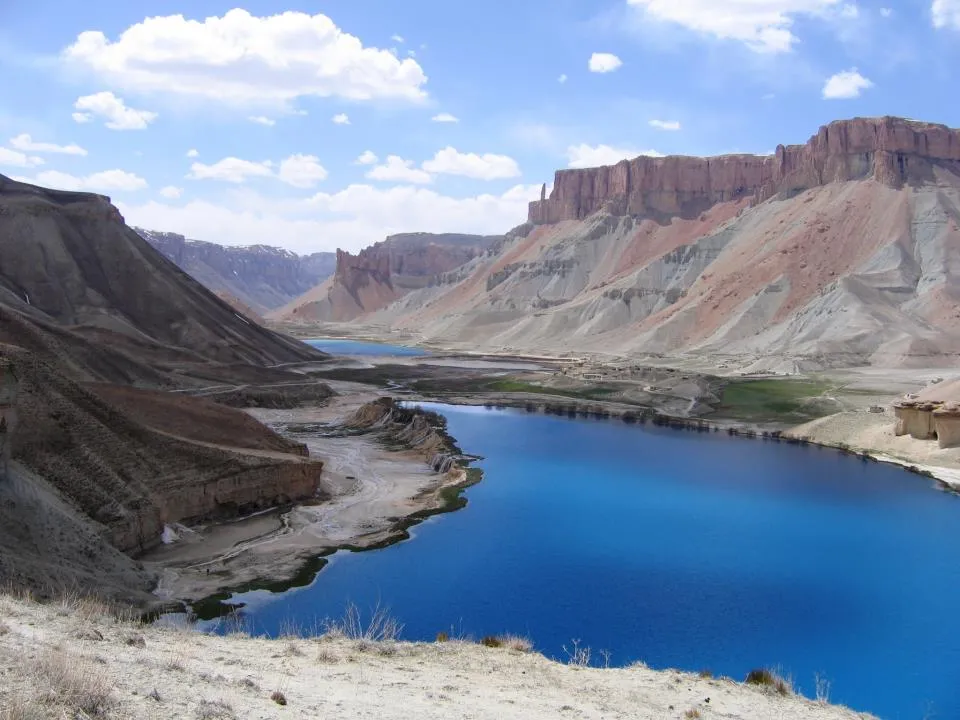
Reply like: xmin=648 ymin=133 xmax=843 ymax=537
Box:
xmin=62 ymin=9 xmax=428 ymax=107
xmin=73 ymin=91 xmax=157 ymax=130
xmin=186 ymin=149 xmax=199 ymax=158
xmin=627 ymin=0 xmax=841 ymax=53
xmin=431 ymin=113 xmax=459 ymax=123
xmin=0 ymin=148 xmax=44 ymax=168
xmin=366 ymin=156 xmax=433 ymax=184
xmin=248 ymin=116 xmax=276 ymax=126
xmin=187 ymin=154 xmax=328 ymax=187
xmin=355 ymin=150 xmax=379 ymax=165
xmin=839 ymin=3 xmax=859 ymax=18
xmin=332 ymin=113 xmax=351 ymax=125
xmin=558 ymin=74 xmax=568 ymax=83
xmin=566 ymin=144 xmax=664 ymax=168
xmin=117 ymin=183 xmax=544 ymax=254
xmin=22 ymin=169 xmax=147 ymax=192
xmin=879 ymin=7 xmax=892 ymax=17
xmin=649 ymin=119 xmax=681 ymax=131
xmin=933 ymin=0 xmax=960 ymax=28
xmin=188 ymin=157 xmax=274 ymax=183
xmin=391 ymin=34 xmax=405 ymax=43
xmin=277 ymin=154 xmax=328 ymax=188
xmin=159 ymin=185 xmax=183 ymax=199
xmin=9 ymin=134 xmax=87 ymax=156
xmin=822 ymin=68 xmax=873 ymax=98
xmin=588 ymin=52 xmax=623 ymax=73
xmin=422 ymin=147 xmax=521 ymax=180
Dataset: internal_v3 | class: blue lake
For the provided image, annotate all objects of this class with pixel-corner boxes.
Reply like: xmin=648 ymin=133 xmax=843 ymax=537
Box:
xmin=215 ymin=403 xmax=960 ymax=719
xmin=306 ymin=338 xmax=430 ymax=357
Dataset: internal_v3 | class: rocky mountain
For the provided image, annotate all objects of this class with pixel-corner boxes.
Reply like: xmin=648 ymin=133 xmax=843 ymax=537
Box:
xmin=271 ymin=232 xmax=500 ymax=323
xmin=139 ymin=229 xmax=336 ymax=313
xmin=335 ymin=117 xmax=960 ymax=371
xmin=0 ymin=175 xmax=330 ymax=601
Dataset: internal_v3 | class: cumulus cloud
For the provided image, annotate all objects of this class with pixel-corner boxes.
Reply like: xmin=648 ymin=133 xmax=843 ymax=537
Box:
xmin=422 ymin=147 xmax=521 ymax=180
xmin=73 ymin=92 xmax=157 ymax=130
xmin=159 ymin=185 xmax=183 ymax=199
xmin=186 ymin=149 xmax=199 ymax=158
xmin=649 ymin=119 xmax=681 ymax=131
xmin=332 ymin=113 xmax=351 ymax=125
xmin=366 ymin=156 xmax=433 ymax=184
xmin=822 ymin=68 xmax=873 ymax=98
xmin=117 ymin=183 xmax=545 ymax=254
xmin=0 ymin=148 xmax=44 ymax=168
xmin=248 ymin=116 xmax=276 ymax=126
xmin=588 ymin=53 xmax=623 ymax=72
xmin=933 ymin=0 xmax=960 ymax=28
xmin=558 ymin=74 xmax=568 ymax=83
xmin=10 ymin=134 xmax=87 ymax=156
xmin=627 ymin=0 xmax=841 ymax=53
xmin=355 ymin=150 xmax=379 ymax=165
xmin=188 ymin=157 xmax=274 ymax=183
xmin=277 ymin=154 xmax=328 ymax=188
xmin=62 ymin=9 xmax=428 ymax=107
xmin=566 ymin=144 xmax=664 ymax=168
xmin=391 ymin=34 xmax=405 ymax=43
xmin=431 ymin=113 xmax=459 ymax=123
xmin=21 ymin=169 xmax=147 ymax=192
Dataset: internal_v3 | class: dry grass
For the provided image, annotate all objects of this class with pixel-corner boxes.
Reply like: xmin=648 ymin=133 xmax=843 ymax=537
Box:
xmin=322 ymin=602 xmax=403 ymax=642
xmin=32 ymin=647 xmax=114 ymax=716
xmin=684 ymin=709 xmax=702 ymax=719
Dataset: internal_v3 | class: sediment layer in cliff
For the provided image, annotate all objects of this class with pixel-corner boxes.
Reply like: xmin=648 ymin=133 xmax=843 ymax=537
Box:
xmin=529 ymin=116 xmax=960 ymax=225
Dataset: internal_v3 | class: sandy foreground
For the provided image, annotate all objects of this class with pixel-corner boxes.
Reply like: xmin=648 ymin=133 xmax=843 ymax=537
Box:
xmin=146 ymin=388 xmax=467 ymax=602
xmin=0 ymin=594 xmax=876 ymax=720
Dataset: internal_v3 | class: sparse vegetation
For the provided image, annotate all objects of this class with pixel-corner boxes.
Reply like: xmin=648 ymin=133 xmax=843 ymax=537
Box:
xmin=715 ymin=379 xmax=838 ymax=424
xmin=435 ymin=631 xmax=450 ymax=642
xmin=270 ymin=690 xmax=287 ymax=706
xmin=479 ymin=634 xmax=533 ymax=652
xmin=684 ymin=710 xmax=702 ymax=719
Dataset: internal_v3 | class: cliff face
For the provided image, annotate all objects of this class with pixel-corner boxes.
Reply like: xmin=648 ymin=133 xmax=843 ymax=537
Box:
xmin=6 ymin=347 xmax=324 ymax=556
xmin=139 ymin=229 xmax=336 ymax=312
xmin=529 ymin=117 xmax=960 ymax=224
xmin=273 ymin=232 xmax=500 ymax=323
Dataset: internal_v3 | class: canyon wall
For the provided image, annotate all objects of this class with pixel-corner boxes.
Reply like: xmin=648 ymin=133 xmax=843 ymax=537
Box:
xmin=274 ymin=232 xmax=500 ymax=323
xmin=140 ymin=229 xmax=336 ymax=312
xmin=529 ymin=117 xmax=960 ymax=225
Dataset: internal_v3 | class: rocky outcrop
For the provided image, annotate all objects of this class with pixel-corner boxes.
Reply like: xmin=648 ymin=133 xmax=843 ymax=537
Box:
xmin=140 ymin=229 xmax=336 ymax=313
xmin=345 ymin=397 xmax=462 ymax=472
xmin=895 ymin=397 xmax=960 ymax=449
xmin=529 ymin=117 xmax=960 ymax=225
xmin=273 ymin=232 xmax=499 ymax=323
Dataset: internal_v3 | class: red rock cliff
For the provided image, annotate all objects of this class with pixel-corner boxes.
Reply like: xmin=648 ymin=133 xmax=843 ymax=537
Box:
xmin=529 ymin=117 xmax=960 ymax=224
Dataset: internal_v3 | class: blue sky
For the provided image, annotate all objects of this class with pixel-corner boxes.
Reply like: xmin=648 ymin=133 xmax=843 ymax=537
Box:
xmin=0 ymin=0 xmax=958 ymax=253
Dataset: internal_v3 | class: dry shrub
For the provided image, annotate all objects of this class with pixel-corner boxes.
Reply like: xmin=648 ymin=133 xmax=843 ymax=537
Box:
xmin=196 ymin=699 xmax=236 ymax=719
xmin=0 ymin=696 xmax=49 ymax=720
xmin=32 ymin=648 xmax=113 ymax=716
xmin=270 ymin=690 xmax=287 ymax=706
xmin=684 ymin=710 xmax=701 ymax=719
xmin=745 ymin=668 xmax=794 ymax=696
xmin=481 ymin=634 xmax=532 ymax=652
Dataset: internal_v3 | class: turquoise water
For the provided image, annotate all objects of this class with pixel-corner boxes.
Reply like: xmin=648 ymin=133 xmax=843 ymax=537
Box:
xmin=306 ymin=338 xmax=430 ymax=357
xmin=216 ymin=403 xmax=960 ymax=719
